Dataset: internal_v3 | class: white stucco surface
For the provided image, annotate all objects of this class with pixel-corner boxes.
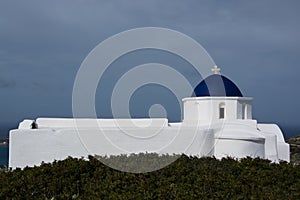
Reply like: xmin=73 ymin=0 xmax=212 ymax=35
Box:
xmin=9 ymin=97 xmax=290 ymax=168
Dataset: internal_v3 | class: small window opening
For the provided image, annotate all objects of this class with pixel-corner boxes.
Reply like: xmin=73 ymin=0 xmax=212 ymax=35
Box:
xmin=219 ymin=104 xmax=225 ymax=119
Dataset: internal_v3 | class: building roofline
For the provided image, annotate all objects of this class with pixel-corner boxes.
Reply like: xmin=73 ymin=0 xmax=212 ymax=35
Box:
xmin=182 ymin=96 xmax=253 ymax=102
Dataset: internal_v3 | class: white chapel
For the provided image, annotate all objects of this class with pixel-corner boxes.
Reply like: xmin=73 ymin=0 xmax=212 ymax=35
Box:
xmin=9 ymin=66 xmax=290 ymax=168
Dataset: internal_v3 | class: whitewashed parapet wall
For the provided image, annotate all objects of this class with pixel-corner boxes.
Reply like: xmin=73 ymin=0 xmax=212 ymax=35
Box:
xmin=9 ymin=96 xmax=289 ymax=169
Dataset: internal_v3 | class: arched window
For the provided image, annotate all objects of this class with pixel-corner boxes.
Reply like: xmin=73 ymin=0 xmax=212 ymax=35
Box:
xmin=219 ymin=103 xmax=225 ymax=119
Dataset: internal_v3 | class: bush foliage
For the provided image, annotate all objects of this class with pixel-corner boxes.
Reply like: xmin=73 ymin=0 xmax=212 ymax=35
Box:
xmin=0 ymin=154 xmax=299 ymax=199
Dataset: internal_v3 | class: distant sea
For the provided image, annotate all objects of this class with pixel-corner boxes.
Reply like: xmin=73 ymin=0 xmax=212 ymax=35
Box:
xmin=281 ymin=126 xmax=300 ymax=139
xmin=0 ymin=146 xmax=8 ymax=166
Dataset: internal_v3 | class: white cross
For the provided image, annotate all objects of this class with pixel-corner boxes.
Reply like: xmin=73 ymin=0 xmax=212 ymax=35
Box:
xmin=211 ymin=65 xmax=221 ymax=74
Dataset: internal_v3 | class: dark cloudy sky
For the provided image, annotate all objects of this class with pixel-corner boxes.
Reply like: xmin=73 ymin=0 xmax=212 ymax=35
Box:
xmin=0 ymin=0 xmax=299 ymax=137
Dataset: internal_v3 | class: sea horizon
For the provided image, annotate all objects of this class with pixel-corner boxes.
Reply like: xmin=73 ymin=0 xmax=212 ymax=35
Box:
xmin=0 ymin=146 xmax=8 ymax=166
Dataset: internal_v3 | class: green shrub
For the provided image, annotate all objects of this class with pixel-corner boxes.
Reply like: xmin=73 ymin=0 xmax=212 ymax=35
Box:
xmin=0 ymin=154 xmax=299 ymax=199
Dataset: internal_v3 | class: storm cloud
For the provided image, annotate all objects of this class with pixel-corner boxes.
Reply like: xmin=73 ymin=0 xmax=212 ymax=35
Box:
xmin=0 ymin=0 xmax=299 ymax=136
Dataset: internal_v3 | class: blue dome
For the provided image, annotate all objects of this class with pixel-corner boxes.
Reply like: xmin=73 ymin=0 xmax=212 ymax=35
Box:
xmin=194 ymin=74 xmax=243 ymax=97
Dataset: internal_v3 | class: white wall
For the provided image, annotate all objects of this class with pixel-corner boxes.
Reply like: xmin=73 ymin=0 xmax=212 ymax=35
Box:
xmin=9 ymin=129 xmax=88 ymax=168
xmin=214 ymin=139 xmax=265 ymax=159
xmin=183 ymin=97 xmax=253 ymax=123
xmin=237 ymin=99 xmax=252 ymax=119
xmin=36 ymin=118 xmax=168 ymax=129
xmin=257 ymin=124 xmax=290 ymax=162
xmin=9 ymin=122 xmax=215 ymax=169
xmin=9 ymin=95 xmax=290 ymax=168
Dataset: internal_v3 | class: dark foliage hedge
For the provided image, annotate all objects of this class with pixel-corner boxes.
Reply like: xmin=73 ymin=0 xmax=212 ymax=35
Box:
xmin=0 ymin=154 xmax=300 ymax=199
